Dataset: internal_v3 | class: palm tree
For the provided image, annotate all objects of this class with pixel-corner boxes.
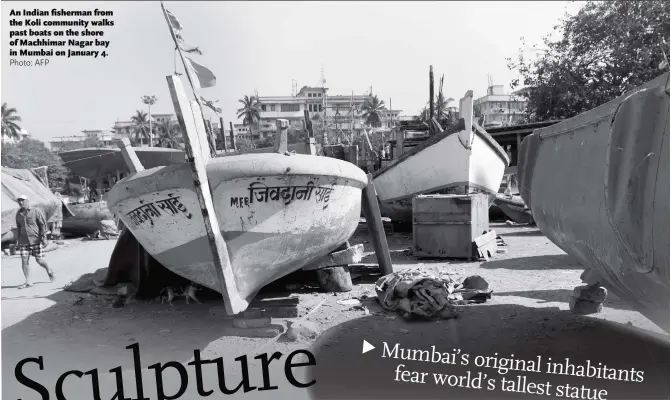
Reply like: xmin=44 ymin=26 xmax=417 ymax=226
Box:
xmin=236 ymin=95 xmax=261 ymax=139
xmin=360 ymin=95 xmax=386 ymax=128
xmin=130 ymin=110 xmax=151 ymax=145
xmin=434 ymin=93 xmax=455 ymax=121
xmin=155 ymin=120 xmax=182 ymax=149
xmin=2 ymin=103 xmax=22 ymax=140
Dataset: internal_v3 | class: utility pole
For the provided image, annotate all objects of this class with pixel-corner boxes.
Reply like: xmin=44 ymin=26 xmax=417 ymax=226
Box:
xmin=141 ymin=95 xmax=157 ymax=146
xmin=389 ymin=98 xmax=393 ymax=129
xmin=350 ymin=90 xmax=354 ymax=143
xmin=429 ymin=66 xmax=434 ymax=135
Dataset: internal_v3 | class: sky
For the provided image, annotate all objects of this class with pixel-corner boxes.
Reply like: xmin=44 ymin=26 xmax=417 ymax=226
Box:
xmin=1 ymin=1 xmax=583 ymax=143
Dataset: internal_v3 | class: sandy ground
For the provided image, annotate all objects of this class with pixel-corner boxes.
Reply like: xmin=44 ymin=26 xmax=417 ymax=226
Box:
xmin=2 ymin=223 xmax=669 ymax=400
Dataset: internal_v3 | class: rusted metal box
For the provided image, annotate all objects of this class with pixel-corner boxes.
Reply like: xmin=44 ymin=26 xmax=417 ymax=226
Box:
xmin=412 ymin=193 xmax=490 ymax=259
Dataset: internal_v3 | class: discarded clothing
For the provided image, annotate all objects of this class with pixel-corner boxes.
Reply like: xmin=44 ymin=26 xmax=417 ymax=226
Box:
xmin=375 ymin=268 xmax=493 ymax=320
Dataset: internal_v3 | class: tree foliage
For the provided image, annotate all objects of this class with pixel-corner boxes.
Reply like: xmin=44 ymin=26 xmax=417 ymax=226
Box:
xmin=236 ymin=95 xmax=261 ymax=140
xmin=508 ymin=0 xmax=670 ymax=121
xmin=360 ymin=95 xmax=386 ymax=127
xmin=1 ymin=138 xmax=70 ymax=189
xmin=1 ymin=102 xmax=22 ymax=139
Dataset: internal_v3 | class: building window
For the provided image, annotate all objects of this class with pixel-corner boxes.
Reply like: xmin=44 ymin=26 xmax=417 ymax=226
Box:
xmin=308 ymin=93 xmax=313 ymax=97
xmin=318 ymin=93 xmax=322 ymax=97
xmin=281 ymin=104 xmax=300 ymax=112
xmin=319 ymin=104 xmax=323 ymax=112
xmin=271 ymin=105 xmax=276 ymax=111
xmin=261 ymin=105 xmax=267 ymax=111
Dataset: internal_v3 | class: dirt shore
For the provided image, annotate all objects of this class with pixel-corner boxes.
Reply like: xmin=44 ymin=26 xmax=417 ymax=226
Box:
xmin=2 ymin=223 xmax=668 ymax=400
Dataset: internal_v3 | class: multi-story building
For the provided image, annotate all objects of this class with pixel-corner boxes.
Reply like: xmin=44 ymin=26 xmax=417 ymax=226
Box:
xmin=111 ymin=113 xmax=178 ymax=146
xmin=151 ymin=113 xmax=176 ymax=125
xmin=249 ymin=85 xmax=402 ymax=140
xmin=473 ymin=85 xmax=527 ymax=128
xmin=50 ymin=129 xmax=126 ymax=151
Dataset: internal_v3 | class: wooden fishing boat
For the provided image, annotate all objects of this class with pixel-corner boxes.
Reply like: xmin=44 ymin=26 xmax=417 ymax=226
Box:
xmin=492 ymin=194 xmax=533 ymax=224
xmin=518 ymin=72 xmax=670 ymax=332
xmin=57 ymin=147 xmax=186 ymax=235
xmin=372 ymin=91 xmax=509 ymax=223
xmin=61 ymin=200 xmax=115 ymax=236
xmin=107 ymin=152 xmax=368 ymax=308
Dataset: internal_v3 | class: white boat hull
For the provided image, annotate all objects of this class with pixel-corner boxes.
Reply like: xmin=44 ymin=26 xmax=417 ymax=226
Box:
xmin=372 ymin=91 xmax=509 ymax=223
xmin=108 ymin=153 xmax=368 ymax=306
xmin=373 ymin=127 xmax=508 ymax=223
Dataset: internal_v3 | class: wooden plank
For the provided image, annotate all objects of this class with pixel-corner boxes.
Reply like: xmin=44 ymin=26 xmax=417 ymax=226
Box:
xmin=361 ymin=173 xmax=394 ymax=275
xmin=395 ymin=129 xmax=404 ymax=159
xmin=115 ymin=138 xmax=144 ymax=173
xmin=473 ymin=230 xmax=497 ymax=261
xmin=431 ymin=117 xmax=444 ymax=133
xmin=302 ymin=244 xmax=364 ymax=271
xmin=166 ymin=75 xmax=244 ymax=315
xmin=274 ymin=119 xmax=289 ymax=153
xmin=303 ymin=109 xmax=317 ymax=155
xmin=250 ymin=297 xmax=300 ymax=307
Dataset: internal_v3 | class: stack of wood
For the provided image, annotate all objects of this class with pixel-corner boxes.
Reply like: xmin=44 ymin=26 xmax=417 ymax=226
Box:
xmin=302 ymin=241 xmax=364 ymax=292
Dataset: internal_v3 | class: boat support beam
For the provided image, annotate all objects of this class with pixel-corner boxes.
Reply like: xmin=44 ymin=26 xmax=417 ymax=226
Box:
xmin=361 ymin=173 xmax=394 ymax=275
xmin=167 ymin=74 xmax=245 ymax=315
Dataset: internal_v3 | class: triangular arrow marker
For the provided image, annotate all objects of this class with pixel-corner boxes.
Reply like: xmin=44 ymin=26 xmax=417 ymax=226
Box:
xmin=362 ymin=340 xmax=375 ymax=354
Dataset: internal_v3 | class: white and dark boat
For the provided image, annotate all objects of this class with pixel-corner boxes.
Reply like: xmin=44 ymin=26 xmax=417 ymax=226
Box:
xmin=372 ymin=91 xmax=510 ymax=223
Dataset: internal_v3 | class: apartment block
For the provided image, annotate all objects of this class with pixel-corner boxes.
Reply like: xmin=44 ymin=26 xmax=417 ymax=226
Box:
xmin=249 ymin=85 xmax=402 ymax=139
xmin=473 ymin=85 xmax=527 ymax=128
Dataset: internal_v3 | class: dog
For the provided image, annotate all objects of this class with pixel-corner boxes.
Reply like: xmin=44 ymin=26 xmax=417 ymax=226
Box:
xmin=159 ymin=283 xmax=202 ymax=305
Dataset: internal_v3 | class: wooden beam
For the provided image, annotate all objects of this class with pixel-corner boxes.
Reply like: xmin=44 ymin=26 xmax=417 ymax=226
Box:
xmin=166 ymin=75 xmax=244 ymax=315
xmin=514 ymin=132 xmax=522 ymax=166
xmin=431 ymin=117 xmax=444 ymax=133
xmin=115 ymin=138 xmax=144 ymax=173
xmin=395 ymin=129 xmax=405 ymax=159
xmin=360 ymin=173 xmax=394 ymax=275
xmin=274 ymin=119 xmax=289 ymax=153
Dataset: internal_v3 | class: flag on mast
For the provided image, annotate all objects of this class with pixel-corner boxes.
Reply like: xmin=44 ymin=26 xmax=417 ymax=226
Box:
xmin=200 ymin=96 xmax=222 ymax=114
xmin=179 ymin=43 xmax=203 ymax=55
xmin=185 ymin=56 xmax=216 ymax=89
xmin=164 ymin=9 xmax=183 ymax=40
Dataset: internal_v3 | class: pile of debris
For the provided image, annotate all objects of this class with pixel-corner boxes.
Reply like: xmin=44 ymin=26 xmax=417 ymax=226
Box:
xmin=375 ymin=268 xmax=493 ymax=321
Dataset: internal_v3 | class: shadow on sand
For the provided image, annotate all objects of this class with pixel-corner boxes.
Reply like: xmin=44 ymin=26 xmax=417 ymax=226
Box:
xmin=498 ymin=229 xmax=544 ymax=237
xmin=481 ymin=254 xmax=585 ymax=271
xmin=494 ymin=289 xmax=635 ymax=312
xmin=307 ymin=302 xmax=669 ymax=400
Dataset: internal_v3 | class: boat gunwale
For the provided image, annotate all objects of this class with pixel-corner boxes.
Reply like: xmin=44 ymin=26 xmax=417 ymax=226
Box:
xmin=534 ymin=72 xmax=670 ymax=140
xmin=371 ymin=118 xmax=510 ymax=181
xmin=110 ymin=153 xmax=368 ymax=186
xmin=378 ymin=180 xmax=496 ymax=203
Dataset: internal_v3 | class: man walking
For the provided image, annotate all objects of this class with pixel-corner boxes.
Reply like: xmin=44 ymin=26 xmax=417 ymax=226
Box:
xmin=15 ymin=194 xmax=55 ymax=289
